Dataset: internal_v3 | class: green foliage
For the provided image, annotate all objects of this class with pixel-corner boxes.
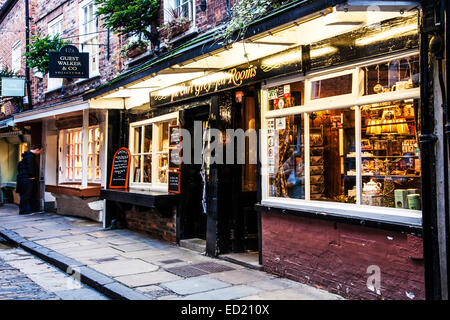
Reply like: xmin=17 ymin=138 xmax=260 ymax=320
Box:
xmin=95 ymin=0 xmax=160 ymax=42
xmin=217 ymin=0 xmax=285 ymax=43
xmin=120 ymin=39 xmax=149 ymax=58
xmin=24 ymin=33 xmax=68 ymax=73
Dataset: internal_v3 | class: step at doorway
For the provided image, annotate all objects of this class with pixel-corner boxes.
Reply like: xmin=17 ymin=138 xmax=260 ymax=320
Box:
xmin=179 ymin=238 xmax=206 ymax=254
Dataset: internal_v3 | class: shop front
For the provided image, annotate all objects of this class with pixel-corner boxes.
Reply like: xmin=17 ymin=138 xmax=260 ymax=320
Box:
xmin=13 ymin=101 xmax=109 ymax=221
xmin=87 ymin=1 xmax=433 ymax=299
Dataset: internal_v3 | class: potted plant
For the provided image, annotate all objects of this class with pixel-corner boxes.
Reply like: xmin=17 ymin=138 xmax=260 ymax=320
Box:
xmin=121 ymin=40 xmax=149 ymax=59
xmin=24 ymin=33 xmax=68 ymax=74
xmin=159 ymin=8 xmax=191 ymax=41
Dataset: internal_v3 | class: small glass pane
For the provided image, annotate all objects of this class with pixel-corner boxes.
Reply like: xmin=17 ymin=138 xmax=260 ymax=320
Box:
xmin=363 ymin=55 xmax=419 ymax=95
xmin=133 ymin=155 xmax=141 ymax=183
xmin=158 ymin=154 xmax=168 ymax=183
xmin=268 ymin=115 xmax=305 ymax=199
xmin=143 ymin=155 xmax=152 ymax=183
xmin=159 ymin=122 xmax=170 ymax=152
xmin=311 ymin=74 xmax=352 ymax=100
xmin=144 ymin=125 xmax=153 ymax=153
xmin=310 ymin=108 xmax=356 ymax=203
xmin=267 ymin=80 xmax=305 ymax=111
xmin=133 ymin=127 xmax=142 ymax=154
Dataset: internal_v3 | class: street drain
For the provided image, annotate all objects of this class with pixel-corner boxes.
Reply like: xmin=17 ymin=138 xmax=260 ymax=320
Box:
xmin=160 ymin=259 xmax=183 ymax=265
xmin=165 ymin=265 xmax=209 ymax=278
xmin=191 ymin=262 xmax=235 ymax=273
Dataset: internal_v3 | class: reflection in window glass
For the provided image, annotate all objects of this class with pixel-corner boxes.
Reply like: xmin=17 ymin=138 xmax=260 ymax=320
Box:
xmin=311 ymin=74 xmax=352 ymax=100
xmin=267 ymin=80 xmax=304 ymax=111
xmin=133 ymin=127 xmax=142 ymax=154
xmin=363 ymin=55 xmax=419 ymax=95
xmin=143 ymin=155 xmax=152 ymax=183
xmin=144 ymin=125 xmax=152 ymax=153
xmin=132 ymin=155 xmax=141 ymax=183
xmin=309 ymin=109 xmax=356 ymax=202
xmin=268 ymin=115 xmax=305 ymax=199
xmin=360 ymin=99 xmax=421 ymax=210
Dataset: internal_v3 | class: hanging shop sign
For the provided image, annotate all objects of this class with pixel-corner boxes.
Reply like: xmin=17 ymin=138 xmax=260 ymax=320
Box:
xmin=1 ymin=77 xmax=25 ymax=97
xmin=150 ymin=46 xmax=303 ymax=107
xmin=109 ymin=147 xmax=131 ymax=189
xmin=49 ymin=45 xmax=89 ymax=79
xmin=168 ymin=171 xmax=181 ymax=194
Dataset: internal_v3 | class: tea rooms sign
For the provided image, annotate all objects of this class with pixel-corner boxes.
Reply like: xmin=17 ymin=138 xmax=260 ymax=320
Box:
xmin=49 ymin=45 xmax=89 ymax=79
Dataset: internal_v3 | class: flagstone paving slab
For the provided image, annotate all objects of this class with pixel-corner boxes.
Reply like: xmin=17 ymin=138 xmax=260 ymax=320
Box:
xmin=161 ymin=276 xmax=231 ymax=295
xmin=115 ymin=271 xmax=182 ymax=287
xmin=90 ymin=259 xmax=159 ymax=277
xmin=207 ymin=269 xmax=274 ymax=285
xmin=178 ymin=285 xmax=262 ymax=300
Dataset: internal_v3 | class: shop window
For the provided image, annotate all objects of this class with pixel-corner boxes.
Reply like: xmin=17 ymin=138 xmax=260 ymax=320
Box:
xmin=362 ymin=55 xmax=419 ymax=95
xmin=267 ymin=80 xmax=304 ymax=111
xmin=263 ymin=53 xmax=422 ymax=217
xmin=311 ymin=74 xmax=352 ymax=100
xmin=359 ymin=99 xmax=421 ymax=209
xmin=63 ymin=127 xmax=101 ymax=182
xmin=130 ymin=115 xmax=177 ymax=188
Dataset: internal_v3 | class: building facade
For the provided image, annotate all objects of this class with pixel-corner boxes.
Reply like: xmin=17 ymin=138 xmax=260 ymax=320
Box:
xmin=0 ymin=0 xmax=448 ymax=300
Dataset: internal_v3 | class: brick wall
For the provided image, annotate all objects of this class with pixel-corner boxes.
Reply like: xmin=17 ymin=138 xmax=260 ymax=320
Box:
xmin=31 ymin=0 xmax=124 ymax=109
xmin=261 ymin=211 xmax=425 ymax=300
xmin=0 ymin=0 xmax=28 ymax=117
xmin=125 ymin=205 xmax=177 ymax=243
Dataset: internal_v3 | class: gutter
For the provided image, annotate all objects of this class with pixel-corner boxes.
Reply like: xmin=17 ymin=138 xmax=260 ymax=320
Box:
xmin=83 ymin=0 xmax=344 ymax=101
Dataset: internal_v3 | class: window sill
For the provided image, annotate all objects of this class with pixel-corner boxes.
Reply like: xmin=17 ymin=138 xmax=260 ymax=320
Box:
xmin=75 ymin=74 xmax=101 ymax=85
xmin=257 ymin=198 xmax=422 ymax=235
xmin=44 ymin=86 xmax=63 ymax=95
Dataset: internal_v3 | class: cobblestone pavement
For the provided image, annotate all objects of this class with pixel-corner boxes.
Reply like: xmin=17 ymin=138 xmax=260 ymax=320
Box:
xmin=0 ymin=204 xmax=343 ymax=300
xmin=0 ymin=236 xmax=108 ymax=300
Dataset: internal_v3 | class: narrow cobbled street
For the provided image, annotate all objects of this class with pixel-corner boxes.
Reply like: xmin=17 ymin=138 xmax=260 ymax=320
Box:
xmin=0 ymin=236 xmax=108 ymax=300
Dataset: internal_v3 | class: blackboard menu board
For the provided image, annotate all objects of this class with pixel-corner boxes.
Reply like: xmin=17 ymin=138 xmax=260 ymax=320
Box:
xmin=109 ymin=147 xmax=131 ymax=189
xmin=169 ymin=125 xmax=181 ymax=147
xmin=168 ymin=171 xmax=181 ymax=194
xmin=169 ymin=148 xmax=181 ymax=170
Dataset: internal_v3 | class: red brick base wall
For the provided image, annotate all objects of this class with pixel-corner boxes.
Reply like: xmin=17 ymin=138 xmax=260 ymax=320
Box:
xmin=261 ymin=211 xmax=425 ymax=300
xmin=125 ymin=206 xmax=177 ymax=243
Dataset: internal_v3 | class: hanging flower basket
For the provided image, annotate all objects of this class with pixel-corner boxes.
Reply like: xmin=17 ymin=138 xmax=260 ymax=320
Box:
xmin=121 ymin=40 xmax=149 ymax=59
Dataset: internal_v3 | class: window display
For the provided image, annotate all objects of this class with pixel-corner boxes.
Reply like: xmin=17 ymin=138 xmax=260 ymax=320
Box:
xmin=358 ymin=99 xmax=421 ymax=209
xmin=267 ymin=80 xmax=304 ymax=111
xmin=130 ymin=116 xmax=177 ymax=187
xmin=263 ymin=53 xmax=421 ymax=214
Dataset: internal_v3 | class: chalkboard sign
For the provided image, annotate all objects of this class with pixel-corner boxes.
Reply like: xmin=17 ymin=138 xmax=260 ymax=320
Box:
xmin=109 ymin=147 xmax=131 ymax=189
xmin=169 ymin=125 xmax=181 ymax=147
xmin=168 ymin=171 xmax=181 ymax=194
xmin=169 ymin=148 xmax=181 ymax=170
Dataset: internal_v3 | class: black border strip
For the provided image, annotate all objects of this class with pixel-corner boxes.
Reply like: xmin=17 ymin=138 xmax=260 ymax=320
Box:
xmin=255 ymin=204 xmax=423 ymax=236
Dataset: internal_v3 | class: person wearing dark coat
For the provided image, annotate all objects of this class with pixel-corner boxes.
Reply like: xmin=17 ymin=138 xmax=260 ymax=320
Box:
xmin=16 ymin=144 xmax=42 ymax=215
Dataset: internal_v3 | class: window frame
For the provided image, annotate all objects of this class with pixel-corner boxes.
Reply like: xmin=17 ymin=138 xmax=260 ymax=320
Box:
xmin=79 ymin=0 xmax=99 ymax=77
xmin=47 ymin=15 xmax=64 ymax=92
xmin=129 ymin=111 xmax=179 ymax=192
xmin=11 ymin=40 xmax=21 ymax=73
xmin=59 ymin=125 xmax=102 ymax=184
xmin=261 ymin=50 xmax=422 ymax=225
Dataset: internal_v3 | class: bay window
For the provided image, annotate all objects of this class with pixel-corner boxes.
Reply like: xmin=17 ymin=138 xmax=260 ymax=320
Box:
xmin=61 ymin=126 xmax=102 ymax=182
xmin=262 ymin=52 xmax=422 ymax=220
xmin=130 ymin=113 xmax=178 ymax=190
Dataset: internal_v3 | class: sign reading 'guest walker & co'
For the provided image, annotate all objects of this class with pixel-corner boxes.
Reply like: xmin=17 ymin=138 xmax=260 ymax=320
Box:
xmin=49 ymin=45 xmax=89 ymax=79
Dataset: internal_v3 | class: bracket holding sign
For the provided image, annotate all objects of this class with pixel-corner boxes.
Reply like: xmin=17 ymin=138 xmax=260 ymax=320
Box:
xmin=49 ymin=45 xmax=89 ymax=79
xmin=109 ymin=147 xmax=131 ymax=189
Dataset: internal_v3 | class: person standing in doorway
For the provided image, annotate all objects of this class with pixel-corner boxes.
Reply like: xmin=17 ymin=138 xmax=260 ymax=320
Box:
xmin=16 ymin=144 xmax=42 ymax=215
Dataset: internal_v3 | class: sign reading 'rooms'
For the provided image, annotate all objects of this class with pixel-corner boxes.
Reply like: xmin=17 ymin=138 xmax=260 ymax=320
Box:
xmin=49 ymin=45 xmax=89 ymax=79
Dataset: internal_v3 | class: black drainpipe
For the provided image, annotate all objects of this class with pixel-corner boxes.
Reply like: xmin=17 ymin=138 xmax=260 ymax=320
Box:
xmin=419 ymin=3 xmax=442 ymax=300
xmin=24 ymin=0 xmax=32 ymax=110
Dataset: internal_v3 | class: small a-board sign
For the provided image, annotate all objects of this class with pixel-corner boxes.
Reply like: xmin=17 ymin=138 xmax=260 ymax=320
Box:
xmin=109 ymin=147 xmax=131 ymax=189
xmin=168 ymin=171 xmax=181 ymax=194
xmin=169 ymin=148 xmax=181 ymax=170
xmin=169 ymin=125 xmax=181 ymax=147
